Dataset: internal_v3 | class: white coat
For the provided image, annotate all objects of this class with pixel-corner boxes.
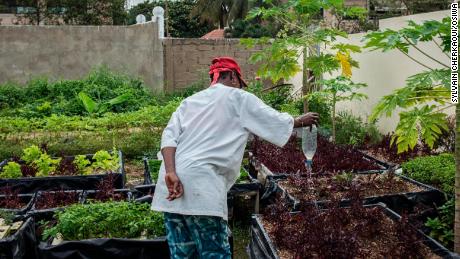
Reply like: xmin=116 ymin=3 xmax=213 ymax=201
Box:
xmin=151 ymin=83 xmax=294 ymax=220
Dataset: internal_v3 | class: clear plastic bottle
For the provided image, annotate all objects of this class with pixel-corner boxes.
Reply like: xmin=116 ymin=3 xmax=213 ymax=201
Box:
xmin=302 ymin=125 xmax=317 ymax=169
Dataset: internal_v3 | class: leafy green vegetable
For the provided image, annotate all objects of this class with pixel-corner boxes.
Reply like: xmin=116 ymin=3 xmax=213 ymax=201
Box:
xmin=73 ymin=155 xmax=92 ymax=175
xmin=0 ymin=162 xmax=22 ymax=179
xmin=34 ymin=153 xmax=61 ymax=177
xmin=21 ymin=145 xmax=42 ymax=164
xmin=91 ymin=150 xmax=119 ymax=173
xmin=42 ymin=201 xmax=165 ymax=240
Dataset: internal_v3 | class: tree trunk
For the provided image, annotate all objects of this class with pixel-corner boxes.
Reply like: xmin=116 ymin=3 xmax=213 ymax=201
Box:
xmin=332 ymin=95 xmax=336 ymax=142
xmin=455 ymin=104 xmax=460 ymax=253
xmin=302 ymin=45 xmax=309 ymax=113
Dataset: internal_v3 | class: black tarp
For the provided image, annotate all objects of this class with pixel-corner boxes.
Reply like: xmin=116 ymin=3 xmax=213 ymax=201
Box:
xmin=38 ymin=237 xmax=170 ymax=259
xmin=0 ymin=217 xmax=37 ymax=259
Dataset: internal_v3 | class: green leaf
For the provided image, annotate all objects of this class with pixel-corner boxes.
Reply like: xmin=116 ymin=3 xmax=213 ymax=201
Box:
xmin=78 ymin=92 xmax=98 ymax=114
xmin=393 ymin=105 xmax=447 ymax=153
xmin=106 ymin=93 xmax=131 ymax=106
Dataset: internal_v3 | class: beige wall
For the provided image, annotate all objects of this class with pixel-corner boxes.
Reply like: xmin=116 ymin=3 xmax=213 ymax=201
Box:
xmin=163 ymin=38 xmax=262 ymax=92
xmin=0 ymin=14 xmax=26 ymax=25
xmin=0 ymin=22 xmax=164 ymax=91
xmin=289 ymin=10 xmax=451 ymax=133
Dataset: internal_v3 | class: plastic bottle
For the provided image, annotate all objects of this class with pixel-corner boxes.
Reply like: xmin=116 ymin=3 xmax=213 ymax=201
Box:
xmin=302 ymin=125 xmax=317 ymax=169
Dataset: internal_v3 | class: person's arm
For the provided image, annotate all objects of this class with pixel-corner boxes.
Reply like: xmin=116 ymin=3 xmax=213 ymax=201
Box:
xmin=240 ymin=93 xmax=319 ymax=147
xmin=160 ymin=108 xmax=184 ymax=201
xmin=161 ymin=147 xmax=183 ymax=201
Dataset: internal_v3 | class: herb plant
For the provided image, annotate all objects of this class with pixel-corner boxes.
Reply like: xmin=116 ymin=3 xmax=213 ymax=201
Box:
xmin=42 ymin=201 xmax=165 ymax=240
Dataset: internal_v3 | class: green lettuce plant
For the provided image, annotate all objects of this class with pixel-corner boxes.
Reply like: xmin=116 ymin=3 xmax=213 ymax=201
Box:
xmin=0 ymin=162 xmax=22 ymax=179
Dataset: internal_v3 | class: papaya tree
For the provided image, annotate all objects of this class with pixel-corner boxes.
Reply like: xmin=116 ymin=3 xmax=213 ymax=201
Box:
xmin=363 ymin=17 xmax=457 ymax=251
xmin=241 ymin=0 xmax=366 ymax=112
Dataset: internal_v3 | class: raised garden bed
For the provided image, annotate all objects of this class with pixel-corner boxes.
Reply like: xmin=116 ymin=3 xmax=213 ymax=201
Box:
xmin=0 ymin=150 xmax=125 ymax=194
xmin=0 ymin=193 xmax=35 ymax=216
xmin=272 ymin=172 xmax=445 ymax=214
xmin=28 ymin=190 xmax=83 ymax=222
xmin=229 ymin=167 xmax=262 ymax=221
xmin=82 ymin=173 xmax=134 ymax=203
xmin=37 ymin=201 xmax=169 ymax=259
xmin=0 ymin=216 xmax=36 ymax=259
xmin=249 ymin=135 xmax=388 ymax=186
xmin=249 ymin=202 xmax=452 ymax=258
xmin=0 ymin=185 xmax=35 ymax=215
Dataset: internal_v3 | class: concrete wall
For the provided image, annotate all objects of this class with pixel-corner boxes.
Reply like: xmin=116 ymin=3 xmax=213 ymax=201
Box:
xmin=163 ymin=38 xmax=262 ymax=91
xmin=0 ymin=21 xmax=164 ymax=91
xmin=288 ymin=10 xmax=451 ymax=133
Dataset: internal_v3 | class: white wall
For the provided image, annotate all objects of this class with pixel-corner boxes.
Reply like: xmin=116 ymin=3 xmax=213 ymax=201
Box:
xmin=288 ymin=10 xmax=451 ymax=133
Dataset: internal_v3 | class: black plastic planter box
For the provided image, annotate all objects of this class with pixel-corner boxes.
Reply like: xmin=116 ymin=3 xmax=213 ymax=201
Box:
xmin=27 ymin=190 xmax=84 ymax=222
xmin=142 ymin=157 xmax=160 ymax=185
xmin=0 ymin=193 xmax=35 ymax=215
xmin=229 ymin=167 xmax=262 ymax=220
xmin=38 ymin=236 xmax=170 ymax=259
xmin=0 ymin=151 xmax=125 ymax=194
xmin=0 ymin=217 xmax=37 ymax=259
xmin=269 ymin=174 xmax=446 ymax=215
xmin=248 ymin=204 xmax=454 ymax=259
xmin=133 ymin=184 xmax=156 ymax=197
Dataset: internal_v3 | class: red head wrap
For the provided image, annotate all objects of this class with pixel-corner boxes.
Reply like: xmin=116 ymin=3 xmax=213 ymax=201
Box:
xmin=209 ymin=57 xmax=247 ymax=87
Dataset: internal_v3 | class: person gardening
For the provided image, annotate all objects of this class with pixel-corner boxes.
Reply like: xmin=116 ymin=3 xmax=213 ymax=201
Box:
xmin=151 ymin=57 xmax=319 ymax=258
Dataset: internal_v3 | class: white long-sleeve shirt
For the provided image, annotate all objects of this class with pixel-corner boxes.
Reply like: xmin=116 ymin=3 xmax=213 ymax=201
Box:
xmin=151 ymin=83 xmax=294 ymax=220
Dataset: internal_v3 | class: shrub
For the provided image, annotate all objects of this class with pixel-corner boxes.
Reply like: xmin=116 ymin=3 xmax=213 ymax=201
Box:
xmin=335 ymin=112 xmax=382 ymax=147
xmin=425 ymin=198 xmax=454 ymax=249
xmin=401 ymin=153 xmax=454 ymax=194
xmin=0 ymin=67 xmax=155 ymax=118
xmin=42 ymin=201 xmax=165 ymax=240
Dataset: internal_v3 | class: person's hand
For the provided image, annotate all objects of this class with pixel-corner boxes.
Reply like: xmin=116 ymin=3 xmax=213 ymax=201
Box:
xmin=165 ymin=172 xmax=184 ymax=201
xmin=294 ymin=112 xmax=319 ymax=128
